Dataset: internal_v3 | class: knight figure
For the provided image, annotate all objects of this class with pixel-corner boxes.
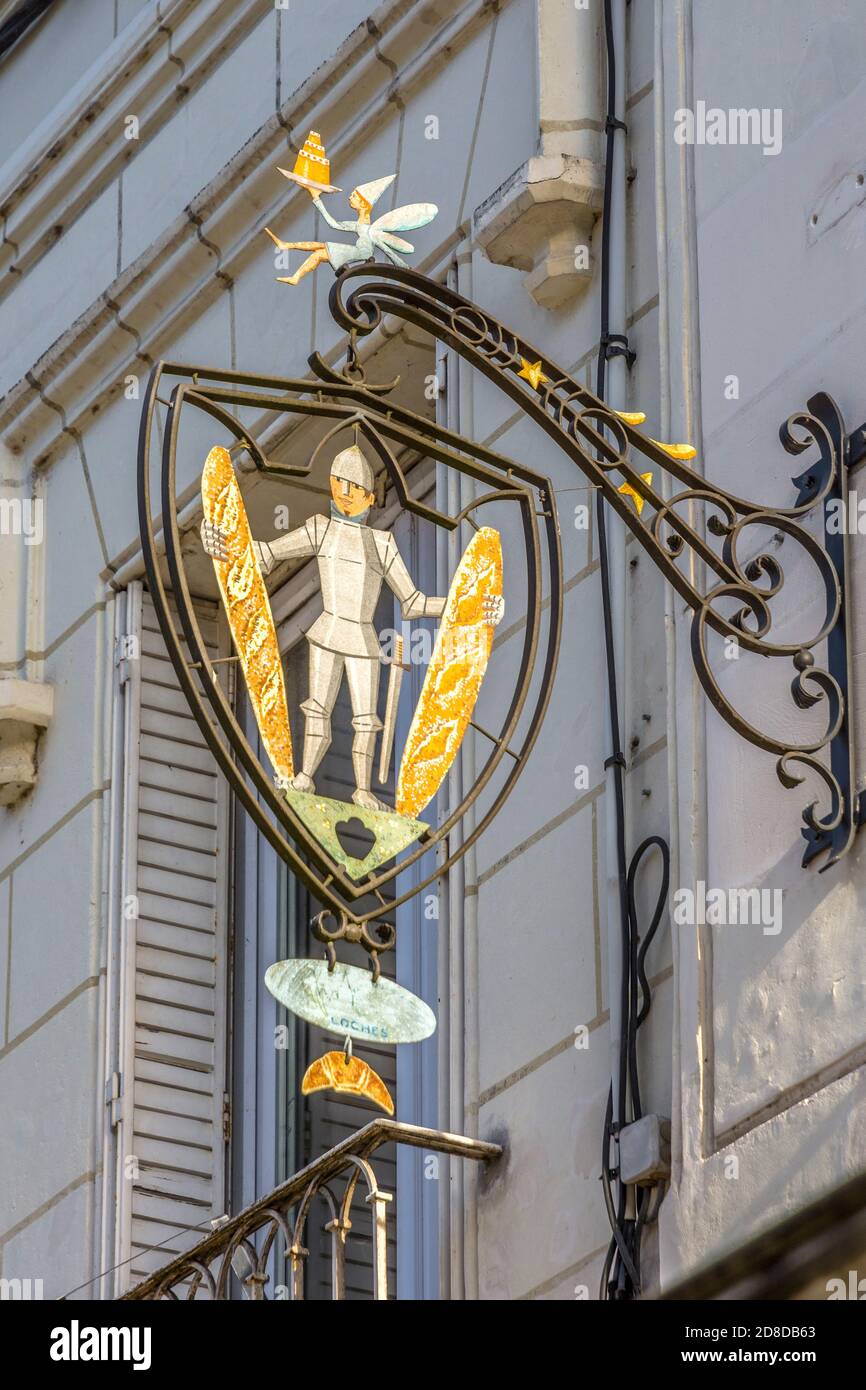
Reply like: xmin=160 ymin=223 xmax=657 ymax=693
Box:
xmin=202 ymin=443 xmax=505 ymax=813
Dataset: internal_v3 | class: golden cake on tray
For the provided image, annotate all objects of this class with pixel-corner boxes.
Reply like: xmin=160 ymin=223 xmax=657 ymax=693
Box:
xmin=277 ymin=129 xmax=341 ymax=194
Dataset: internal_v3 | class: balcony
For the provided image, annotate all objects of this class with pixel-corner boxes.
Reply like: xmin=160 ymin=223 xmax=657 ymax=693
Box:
xmin=121 ymin=1120 xmax=501 ymax=1301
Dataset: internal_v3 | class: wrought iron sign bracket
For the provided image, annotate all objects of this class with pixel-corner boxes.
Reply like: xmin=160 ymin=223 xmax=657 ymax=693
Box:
xmin=788 ymin=393 xmax=864 ymax=867
xmin=138 ymin=262 xmax=863 ymax=890
xmin=847 ymin=420 xmax=866 ymax=469
xmin=326 ymin=265 xmax=862 ymax=872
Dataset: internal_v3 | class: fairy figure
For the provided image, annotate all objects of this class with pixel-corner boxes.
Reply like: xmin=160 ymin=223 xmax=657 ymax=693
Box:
xmin=264 ymin=173 xmax=438 ymax=286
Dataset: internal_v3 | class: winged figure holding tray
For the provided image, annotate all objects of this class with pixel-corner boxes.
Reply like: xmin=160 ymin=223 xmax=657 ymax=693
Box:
xmin=263 ymin=130 xmax=438 ymax=285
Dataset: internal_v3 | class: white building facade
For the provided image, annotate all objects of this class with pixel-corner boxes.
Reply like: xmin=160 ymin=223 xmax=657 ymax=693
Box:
xmin=0 ymin=0 xmax=864 ymax=1302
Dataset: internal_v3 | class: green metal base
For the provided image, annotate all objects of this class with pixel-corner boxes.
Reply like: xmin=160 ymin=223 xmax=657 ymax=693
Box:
xmin=284 ymin=788 xmax=428 ymax=881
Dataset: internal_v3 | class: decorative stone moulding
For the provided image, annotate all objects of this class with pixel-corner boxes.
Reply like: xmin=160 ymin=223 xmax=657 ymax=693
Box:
xmin=0 ymin=678 xmax=54 ymax=806
xmin=473 ymin=154 xmax=604 ymax=310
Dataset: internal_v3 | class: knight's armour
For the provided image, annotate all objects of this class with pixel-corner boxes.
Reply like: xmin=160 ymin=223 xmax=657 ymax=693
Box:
xmin=257 ymin=514 xmax=445 ymax=653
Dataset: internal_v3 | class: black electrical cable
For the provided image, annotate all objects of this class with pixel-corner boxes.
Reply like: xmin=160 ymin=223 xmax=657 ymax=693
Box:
xmin=595 ymin=0 xmax=671 ymax=1301
xmin=0 ymin=0 xmax=55 ymax=62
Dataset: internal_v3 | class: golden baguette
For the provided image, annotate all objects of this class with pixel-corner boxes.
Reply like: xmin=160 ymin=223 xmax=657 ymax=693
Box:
xmin=201 ymin=446 xmax=294 ymax=783
xmin=396 ymin=526 xmax=502 ymax=819
xmin=301 ymin=1051 xmax=394 ymax=1115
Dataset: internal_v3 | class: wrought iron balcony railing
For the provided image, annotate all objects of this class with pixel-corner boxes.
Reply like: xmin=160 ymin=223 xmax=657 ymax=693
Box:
xmin=121 ymin=1120 xmax=501 ymax=1301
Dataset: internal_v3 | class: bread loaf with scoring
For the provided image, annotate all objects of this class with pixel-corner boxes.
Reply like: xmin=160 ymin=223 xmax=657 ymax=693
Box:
xmin=396 ymin=526 xmax=502 ymax=819
xmin=201 ymin=446 xmax=294 ymax=784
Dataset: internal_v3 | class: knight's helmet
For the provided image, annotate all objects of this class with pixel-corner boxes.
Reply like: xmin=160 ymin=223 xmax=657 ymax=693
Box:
xmin=331 ymin=443 xmax=375 ymax=498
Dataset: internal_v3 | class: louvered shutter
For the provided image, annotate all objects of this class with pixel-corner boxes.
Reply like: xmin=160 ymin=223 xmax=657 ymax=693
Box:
xmin=115 ymin=583 xmax=230 ymax=1294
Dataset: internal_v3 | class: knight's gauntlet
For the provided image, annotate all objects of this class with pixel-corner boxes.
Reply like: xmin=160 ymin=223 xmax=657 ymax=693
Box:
xmin=252 ymin=539 xmax=276 ymax=575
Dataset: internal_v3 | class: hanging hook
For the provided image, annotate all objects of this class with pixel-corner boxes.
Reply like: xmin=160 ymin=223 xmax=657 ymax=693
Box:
xmin=345 ymin=328 xmax=366 ymax=383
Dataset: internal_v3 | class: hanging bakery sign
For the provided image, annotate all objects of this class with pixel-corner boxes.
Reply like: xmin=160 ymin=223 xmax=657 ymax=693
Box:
xmin=138 ymin=133 xmax=565 ymax=1114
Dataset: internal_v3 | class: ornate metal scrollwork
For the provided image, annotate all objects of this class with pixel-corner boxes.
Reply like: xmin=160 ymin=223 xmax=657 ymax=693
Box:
xmin=139 ymin=260 xmax=861 ymax=876
xmin=330 ymin=265 xmax=862 ymax=869
xmin=310 ymin=909 xmax=396 ymax=981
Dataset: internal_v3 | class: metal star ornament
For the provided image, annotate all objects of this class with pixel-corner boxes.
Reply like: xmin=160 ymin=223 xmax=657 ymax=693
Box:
xmin=517 ymin=357 xmax=550 ymax=391
xmin=618 ymin=472 xmax=653 ymax=516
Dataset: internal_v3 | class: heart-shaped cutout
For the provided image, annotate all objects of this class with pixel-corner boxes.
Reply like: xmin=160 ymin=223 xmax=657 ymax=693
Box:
xmin=335 ymin=816 xmax=377 ymax=860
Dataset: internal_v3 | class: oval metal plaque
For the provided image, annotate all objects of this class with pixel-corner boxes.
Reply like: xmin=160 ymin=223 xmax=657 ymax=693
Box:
xmin=264 ymin=958 xmax=436 ymax=1044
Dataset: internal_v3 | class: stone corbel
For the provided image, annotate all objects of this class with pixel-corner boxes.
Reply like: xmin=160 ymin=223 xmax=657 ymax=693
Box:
xmin=472 ymin=0 xmax=604 ymax=308
xmin=473 ymin=153 xmax=603 ymax=309
xmin=0 ymin=678 xmax=54 ymax=806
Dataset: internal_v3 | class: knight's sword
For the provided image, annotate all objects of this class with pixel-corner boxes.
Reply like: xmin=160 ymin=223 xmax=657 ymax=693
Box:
xmin=378 ymin=636 xmax=407 ymax=785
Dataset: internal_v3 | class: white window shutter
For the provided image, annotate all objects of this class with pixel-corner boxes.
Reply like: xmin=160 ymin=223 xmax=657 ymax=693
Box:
xmin=114 ymin=582 xmax=230 ymax=1295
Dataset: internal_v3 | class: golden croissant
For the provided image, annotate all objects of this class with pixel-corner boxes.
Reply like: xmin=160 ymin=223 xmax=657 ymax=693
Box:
xmin=301 ymin=1051 xmax=394 ymax=1115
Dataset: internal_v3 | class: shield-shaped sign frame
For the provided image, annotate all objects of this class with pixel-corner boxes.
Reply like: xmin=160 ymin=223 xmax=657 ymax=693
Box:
xmin=137 ymin=352 xmax=564 ymax=927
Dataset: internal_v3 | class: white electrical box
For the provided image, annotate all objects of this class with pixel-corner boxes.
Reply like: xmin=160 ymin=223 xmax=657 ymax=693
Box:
xmin=619 ymin=1114 xmax=671 ymax=1186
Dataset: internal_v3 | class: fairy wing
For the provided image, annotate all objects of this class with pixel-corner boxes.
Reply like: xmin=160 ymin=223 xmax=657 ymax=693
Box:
xmin=370 ymin=232 xmax=409 ymax=268
xmin=371 ymin=202 xmax=438 ymax=233
xmin=372 ymin=229 xmax=414 ymax=253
